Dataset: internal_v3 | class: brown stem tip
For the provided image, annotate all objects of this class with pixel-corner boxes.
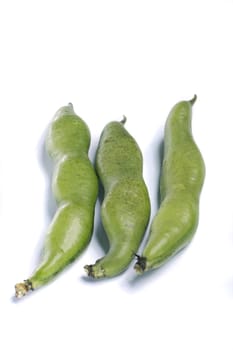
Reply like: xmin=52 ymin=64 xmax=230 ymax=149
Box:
xmin=15 ymin=280 xmax=33 ymax=298
xmin=134 ymin=254 xmax=147 ymax=274
xmin=84 ymin=264 xmax=94 ymax=278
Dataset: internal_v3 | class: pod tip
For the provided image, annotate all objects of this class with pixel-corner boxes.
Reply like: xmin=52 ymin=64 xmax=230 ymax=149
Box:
xmin=84 ymin=264 xmax=94 ymax=277
xmin=134 ymin=254 xmax=147 ymax=274
xmin=189 ymin=94 xmax=197 ymax=106
xmin=14 ymin=280 xmax=33 ymax=299
xmin=84 ymin=264 xmax=105 ymax=279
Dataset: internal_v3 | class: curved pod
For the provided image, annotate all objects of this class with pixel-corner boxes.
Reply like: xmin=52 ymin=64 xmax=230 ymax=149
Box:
xmin=135 ymin=95 xmax=205 ymax=273
xmin=15 ymin=104 xmax=98 ymax=297
xmin=84 ymin=117 xmax=151 ymax=278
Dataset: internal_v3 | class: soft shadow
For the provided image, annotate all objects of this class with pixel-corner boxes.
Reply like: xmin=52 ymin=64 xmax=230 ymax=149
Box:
xmin=225 ymin=276 xmax=233 ymax=297
xmin=38 ymin=129 xmax=56 ymax=220
xmin=11 ymin=287 xmax=40 ymax=303
xmin=80 ymin=274 xmax=112 ymax=285
xmin=93 ymin=179 xmax=109 ymax=255
xmin=143 ymin=131 xmax=164 ymax=215
xmin=29 ymin=128 xmax=56 ymax=268
xmin=157 ymin=139 xmax=164 ymax=203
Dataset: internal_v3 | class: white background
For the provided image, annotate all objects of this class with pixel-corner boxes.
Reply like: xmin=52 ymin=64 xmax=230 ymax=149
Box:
xmin=1 ymin=0 xmax=233 ymax=349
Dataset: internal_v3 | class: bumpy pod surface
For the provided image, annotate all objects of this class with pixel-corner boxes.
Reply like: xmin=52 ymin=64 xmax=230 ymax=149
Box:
xmin=84 ymin=117 xmax=151 ymax=278
xmin=134 ymin=95 xmax=205 ymax=273
xmin=15 ymin=104 xmax=98 ymax=297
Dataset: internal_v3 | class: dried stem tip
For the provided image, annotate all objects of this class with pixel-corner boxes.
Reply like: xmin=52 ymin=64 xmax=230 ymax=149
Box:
xmin=15 ymin=280 xmax=33 ymax=298
xmin=84 ymin=264 xmax=94 ymax=277
xmin=134 ymin=254 xmax=147 ymax=274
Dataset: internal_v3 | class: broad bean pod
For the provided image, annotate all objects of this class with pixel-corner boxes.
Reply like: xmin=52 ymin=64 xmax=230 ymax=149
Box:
xmin=134 ymin=96 xmax=205 ymax=273
xmin=84 ymin=117 xmax=151 ymax=278
xmin=15 ymin=103 xmax=98 ymax=297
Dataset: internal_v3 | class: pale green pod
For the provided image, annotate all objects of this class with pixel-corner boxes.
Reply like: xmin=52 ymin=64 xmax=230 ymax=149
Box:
xmin=15 ymin=104 xmax=98 ymax=297
xmin=134 ymin=95 xmax=205 ymax=273
xmin=84 ymin=117 xmax=151 ymax=278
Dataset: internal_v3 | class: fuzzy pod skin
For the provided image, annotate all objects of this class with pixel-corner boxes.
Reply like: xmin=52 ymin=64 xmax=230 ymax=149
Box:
xmin=15 ymin=104 xmax=98 ymax=298
xmin=134 ymin=95 xmax=205 ymax=273
xmin=84 ymin=117 xmax=151 ymax=278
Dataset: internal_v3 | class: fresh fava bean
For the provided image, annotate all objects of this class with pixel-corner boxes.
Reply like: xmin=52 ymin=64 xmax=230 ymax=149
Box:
xmin=134 ymin=95 xmax=205 ymax=273
xmin=84 ymin=116 xmax=151 ymax=278
xmin=15 ymin=103 xmax=98 ymax=297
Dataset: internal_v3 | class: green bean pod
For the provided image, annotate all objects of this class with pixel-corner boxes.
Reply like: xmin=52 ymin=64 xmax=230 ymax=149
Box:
xmin=15 ymin=104 xmax=98 ymax=297
xmin=134 ymin=95 xmax=205 ymax=273
xmin=84 ymin=117 xmax=151 ymax=278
